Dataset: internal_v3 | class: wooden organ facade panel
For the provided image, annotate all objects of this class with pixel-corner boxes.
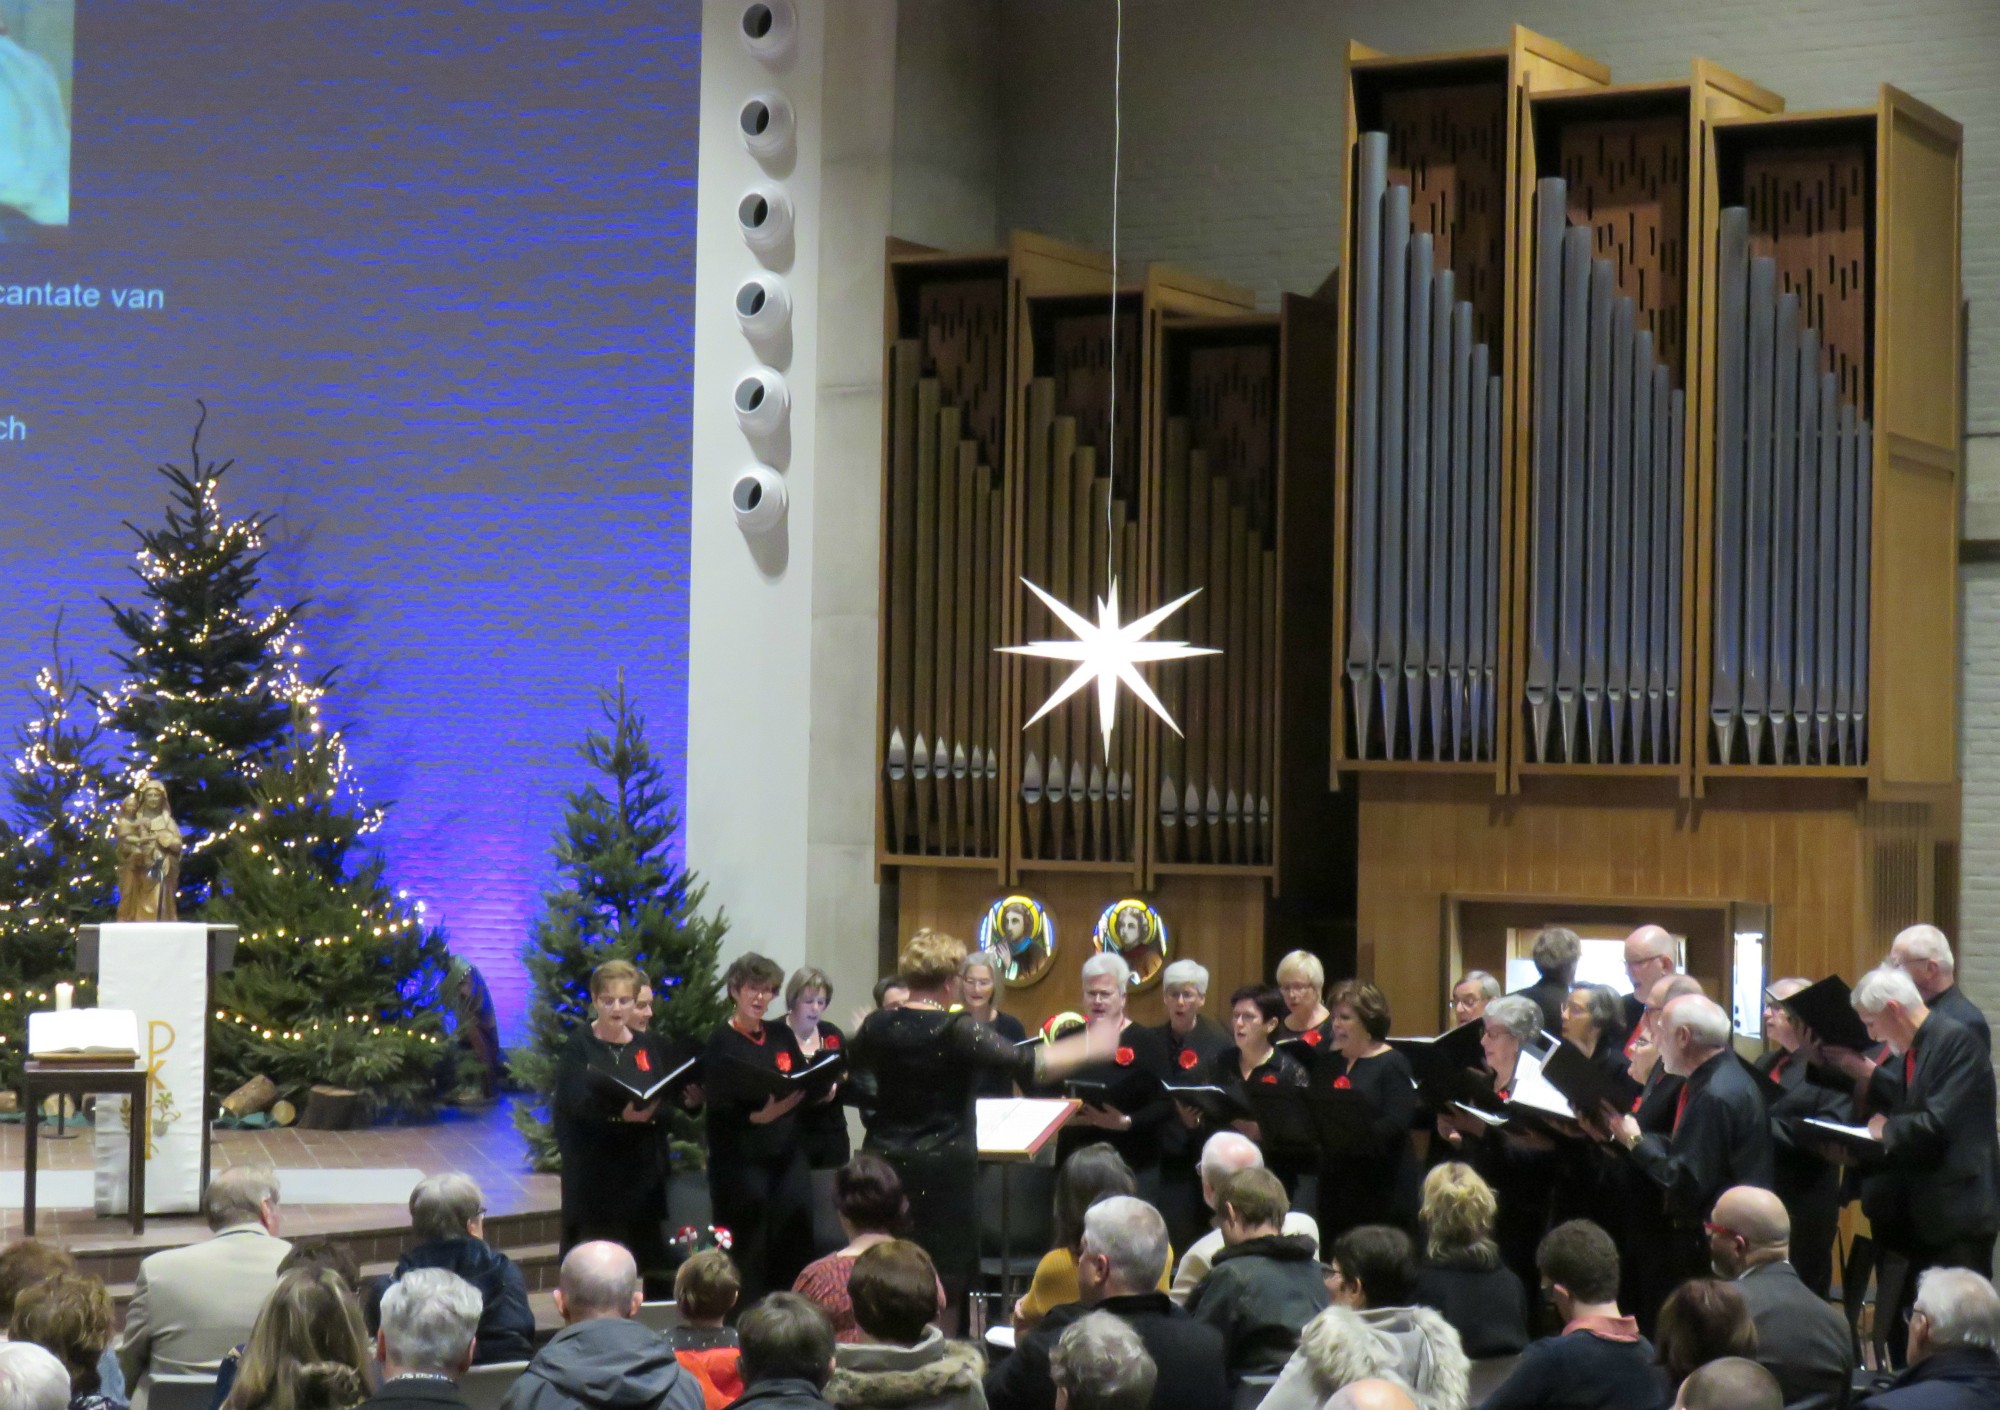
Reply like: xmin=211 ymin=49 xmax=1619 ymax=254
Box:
xmin=1696 ymin=90 xmax=1962 ymax=789
xmin=878 ymin=235 xmax=1339 ymax=996
xmin=1333 ymin=30 xmax=1608 ymax=781
xmin=1356 ymin=772 xmax=1947 ymax=1040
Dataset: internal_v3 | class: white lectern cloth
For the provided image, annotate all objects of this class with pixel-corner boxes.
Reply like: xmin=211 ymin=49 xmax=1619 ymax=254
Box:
xmin=91 ymin=922 xmax=207 ymax=1215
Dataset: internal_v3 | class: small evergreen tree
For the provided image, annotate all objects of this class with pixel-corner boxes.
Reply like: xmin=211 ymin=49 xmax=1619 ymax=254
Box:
xmin=0 ymin=623 xmax=116 ymax=1084
xmin=511 ymin=676 xmax=728 ymax=1170
xmin=97 ymin=405 xmax=306 ymax=908
xmin=204 ymin=701 xmax=463 ymax=1115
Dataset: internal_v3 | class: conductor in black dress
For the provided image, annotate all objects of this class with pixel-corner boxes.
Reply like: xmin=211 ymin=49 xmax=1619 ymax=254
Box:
xmin=1316 ymin=980 xmax=1420 ymax=1238
xmin=847 ymin=928 xmax=1106 ymax=1320
xmin=705 ymin=952 xmax=817 ymax=1302
xmin=553 ymin=958 xmax=687 ymax=1276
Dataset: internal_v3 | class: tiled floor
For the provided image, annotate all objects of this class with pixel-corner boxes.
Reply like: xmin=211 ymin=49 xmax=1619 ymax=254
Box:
xmin=1 ymin=1096 xmax=557 ymax=1253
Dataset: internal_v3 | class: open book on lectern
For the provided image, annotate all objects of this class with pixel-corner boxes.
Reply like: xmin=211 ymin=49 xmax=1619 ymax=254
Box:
xmin=976 ymin=1097 xmax=1076 ymax=1159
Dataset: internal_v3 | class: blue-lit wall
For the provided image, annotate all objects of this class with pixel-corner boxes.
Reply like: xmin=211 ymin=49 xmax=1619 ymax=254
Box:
xmin=0 ymin=2 xmax=701 ymax=1043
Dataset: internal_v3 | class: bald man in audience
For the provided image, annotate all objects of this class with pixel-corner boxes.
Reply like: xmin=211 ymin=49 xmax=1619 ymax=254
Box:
xmin=1887 ymin=924 xmax=1991 ymax=1053
xmin=1325 ymin=1381 xmax=1418 ymax=1410
xmin=1622 ymin=926 xmax=1679 ymax=1043
xmin=1671 ymin=1357 xmax=1781 ymax=1410
xmin=1706 ymin=1186 xmax=1852 ymax=1407
xmin=1603 ymin=995 xmax=1773 ymax=1313
xmin=500 ymin=1242 xmax=703 ymax=1410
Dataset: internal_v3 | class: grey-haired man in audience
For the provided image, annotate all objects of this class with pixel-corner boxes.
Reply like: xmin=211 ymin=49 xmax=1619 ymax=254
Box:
xmin=1050 ymin=1313 xmax=1156 ymax=1410
xmin=365 ymin=1268 xmax=483 ymax=1410
xmin=118 ymin=1166 xmax=291 ymax=1408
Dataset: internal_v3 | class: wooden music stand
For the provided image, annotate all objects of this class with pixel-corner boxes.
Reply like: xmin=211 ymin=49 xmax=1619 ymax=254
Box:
xmin=975 ymin=1097 xmax=1078 ymax=1295
xmin=22 ymin=1061 xmax=148 ymax=1235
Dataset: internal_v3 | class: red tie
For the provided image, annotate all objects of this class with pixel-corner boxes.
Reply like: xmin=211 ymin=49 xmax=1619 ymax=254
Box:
xmin=1771 ymin=1054 xmax=1791 ymax=1080
xmin=1673 ymin=1084 xmax=1690 ymax=1134
xmin=1905 ymin=1050 xmax=1917 ymax=1088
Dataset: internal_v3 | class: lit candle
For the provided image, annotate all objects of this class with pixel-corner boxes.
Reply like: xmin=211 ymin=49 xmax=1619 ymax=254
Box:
xmin=53 ymin=984 xmax=72 ymax=1012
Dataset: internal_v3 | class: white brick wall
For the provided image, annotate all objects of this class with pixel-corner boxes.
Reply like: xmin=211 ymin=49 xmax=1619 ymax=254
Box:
xmin=1960 ymin=557 xmax=2000 ymax=1021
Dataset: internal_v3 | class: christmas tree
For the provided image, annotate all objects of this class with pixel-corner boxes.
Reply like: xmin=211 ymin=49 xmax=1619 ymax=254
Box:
xmin=512 ymin=676 xmax=728 ymax=1169
xmin=0 ymin=622 xmax=116 ymax=1084
xmin=205 ymin=700 xmax=464 ymax=1115
xmin=96 ymin=405 xmax=306 ymax=909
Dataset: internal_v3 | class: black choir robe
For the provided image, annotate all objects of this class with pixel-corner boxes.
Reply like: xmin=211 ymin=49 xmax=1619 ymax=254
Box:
xmin=1757 ymin=1046 xmax=1849 ymax=1298
xmin=1053 ymin=1020 xmax=1175 ymax=1170
xmin=1930 ymin=984 xmax=1992 ymax=1054
xmin=1860 ymin=1013 xmax=2000 ymax=1255
xmin=1627 ymin=1048 xmax=1776 ymax=1226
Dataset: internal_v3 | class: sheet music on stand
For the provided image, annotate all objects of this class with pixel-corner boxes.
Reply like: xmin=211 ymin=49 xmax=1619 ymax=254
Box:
xmin=976 ymin=1097 xmax=1078 ymax=1160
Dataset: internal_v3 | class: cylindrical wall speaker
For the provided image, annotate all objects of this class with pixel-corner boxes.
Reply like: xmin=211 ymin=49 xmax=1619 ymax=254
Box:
xmin=735 ymin=273 xmax=792 ymax=339
xmin=738 ymin=183 xmax=793 ymax=252
xmin=733 ymin=366 xmax=790 ymax=436
xmin=738 ymin=92 xmax=794 ymax=160
xmin=732 ymin=464 xmax=788 ymax=534
xmin=738 ymin=0 xmax=796 ymax=62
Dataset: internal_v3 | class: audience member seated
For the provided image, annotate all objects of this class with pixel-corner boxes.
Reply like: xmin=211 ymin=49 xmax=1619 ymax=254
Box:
xmin=668 ymin=1252 xmax=743 ymax=1410
xmin=214 ymin=1241 xmax=367 ymax=1410
xmin=499 ymin=1242 xmax=702 ymax=1410
xmin=1048 ymin=1314 xmax=1155 ymax=1410
xmin=119 ymin=1168 xmax=293 ymax=1408
xmin=10 ymin=1274 xmax=122 ymax=1410
xmin=794 ymin=1156 xmax=942 ymax=1344
xmin=1016 ymin=1146 xmax=1170 ymax=1331
xmin=1410 ymin=1164 xmax=1528 ymax=1359
xmin=363 ymin=1270 xmax=482 ymax=1410
xmin=1185 ymin=1169 xmax=1330 ymax=1380
xmin=0 ymin=1242 xmax=125 ymax=1404
xmin=0 ymin=1342 xmax=80 ymax=1410
xmin=213 ymin=1268 xmax=370 ymax=1410
xmin=1327 ymin=1384 xmax=1419 ymax=1410
xmin=1169 ymin=1133 xmax=1319 ymax=1306
xmin=393 ymin=1175 xmax=535 ymax=1365
xmin=1476 ymin=1220 xmax=1665 ymax=1410
xmin=731 ymin=1294 xmax=839 ymax=1410
xmin=1671 ymin=1358 xmax=1781 ymax=1410
xmin=1705 ymin=1186 xmax=1852 ymax=1407
xmin=1653 ymin=1280 xmax=1757 ymax=1393
xmin=986 ymin=1196 xmax=1226 ymax=1410
xmin=1250 ymin=1305 xmax=1421 ymax=1410
xmin=1858 ymin=1268 xmax=2000 ymax=1409
xmin=1319 ymin=1227 xmax=1467 ymax=1410
xmin=824 ymin=1242 xmax=982 ymax=1410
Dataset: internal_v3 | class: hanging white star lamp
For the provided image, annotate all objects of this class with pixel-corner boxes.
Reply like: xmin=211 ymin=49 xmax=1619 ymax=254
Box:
xmin=1001 ymin=577 xmax=1219 ymax=759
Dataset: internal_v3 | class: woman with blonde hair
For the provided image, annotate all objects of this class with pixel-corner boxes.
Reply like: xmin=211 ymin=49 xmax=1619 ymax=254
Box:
xmin=1275 ymin=951 xmax=1333 ymax=1053
xmin=1410 ymin=1163 xmax=1527 ymax=1358
xmin=218 ymin=1268 xmax=371 ymax=1410
xmin=849 ymin=928 xmax=1108 ymax=1324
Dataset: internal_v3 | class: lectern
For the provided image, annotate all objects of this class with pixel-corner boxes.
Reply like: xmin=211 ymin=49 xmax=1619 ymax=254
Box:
xmin=75 ymin=923 xmax=237 ymax=1216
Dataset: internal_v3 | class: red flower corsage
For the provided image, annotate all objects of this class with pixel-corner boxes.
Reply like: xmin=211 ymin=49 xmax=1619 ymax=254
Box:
xmin=1303 ymin=1029 xmax=1324 ymax=1046
xmin=1177 ymin=1049 xmax=1199 ymax=1071
xmin=1332 ymin=1075 xmax=1351 ymax=1090
xmin=775 ymin=1052 xmax=793 ymax=1073
xmin=1260 ymin=1073 xmax=1278 ymax=1085
xmin=823 ymin=1033 xmax=841 ymax=1050
xmin=1114 ymin=1046 xmax=1135 ymax=1067
xmin=1630 ymin=1093 xmax=1644 ymax=1114
xmin=635 ymin=1049 xmax=652 ymax=1073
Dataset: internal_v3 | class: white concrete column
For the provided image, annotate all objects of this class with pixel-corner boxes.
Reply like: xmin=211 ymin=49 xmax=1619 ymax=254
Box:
xmin=686 ymin=0 xmax=895 ymax=1008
